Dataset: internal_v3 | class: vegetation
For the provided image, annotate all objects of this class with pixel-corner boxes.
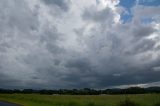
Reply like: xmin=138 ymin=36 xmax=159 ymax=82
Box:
xmin=154 ymin=102 xmax=160 ymax=106
xmin=118 ymin=98 xmax=139 ymax=106
xmin=0 ymin=94 xmax=160 ymax=106
xmin=0 ymin=87 xmax=160 ymax=106
xmin=0 ymin=87 xmax=160 ymax=95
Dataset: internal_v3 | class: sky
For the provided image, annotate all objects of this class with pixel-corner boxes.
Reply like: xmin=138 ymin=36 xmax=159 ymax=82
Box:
xmin=0 ymin=0 xmax=160 ymax=89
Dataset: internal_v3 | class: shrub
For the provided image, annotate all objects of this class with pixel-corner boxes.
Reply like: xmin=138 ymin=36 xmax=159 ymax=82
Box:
xmin=154 ymin=102 xmax=160 ymax=106
xmin=86 ymin=102 xmax=95 ymax=106
xmin=118 ymin=98 xmax=139 ymax=106
xmin=67 ymin=101 xmax=79 ymax=106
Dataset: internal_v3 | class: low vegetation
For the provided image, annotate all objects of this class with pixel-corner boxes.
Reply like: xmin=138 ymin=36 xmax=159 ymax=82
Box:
xmin=0 ymin=94 xmax=160 ymax=106
xmin=118 ymin=98 xmax=139 ymax=106
xmin=154 ymin=102 xmax=160 ymax=106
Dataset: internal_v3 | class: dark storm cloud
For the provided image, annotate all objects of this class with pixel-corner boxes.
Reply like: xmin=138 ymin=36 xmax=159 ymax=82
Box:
xmin=0 ymin=0 xmax=160 ymax=89
xmin=97 ymin=70 xmax=160 ymax=88
xmin=0 ymin=72 xmax=22 ymax=89
xmin=65 ymin=58 xmax=92 ymax=72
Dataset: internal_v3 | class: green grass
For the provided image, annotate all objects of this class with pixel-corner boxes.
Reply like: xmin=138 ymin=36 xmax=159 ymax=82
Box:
xmin=0 ymin=94 xmax=159 ymax=106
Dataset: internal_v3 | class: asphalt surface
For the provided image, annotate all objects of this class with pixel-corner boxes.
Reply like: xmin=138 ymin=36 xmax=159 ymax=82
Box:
xmin=0 ymin=101 xmax=20 ymax=106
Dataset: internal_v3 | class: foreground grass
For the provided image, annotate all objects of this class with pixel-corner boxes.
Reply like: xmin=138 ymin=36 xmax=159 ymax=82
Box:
xmin=0 ymin=94 xmax=160 ymax=106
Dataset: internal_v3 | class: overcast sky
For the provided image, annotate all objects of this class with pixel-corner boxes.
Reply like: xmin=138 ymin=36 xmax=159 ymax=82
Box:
xmin=0 ymin=0 xmax=160 ymax=89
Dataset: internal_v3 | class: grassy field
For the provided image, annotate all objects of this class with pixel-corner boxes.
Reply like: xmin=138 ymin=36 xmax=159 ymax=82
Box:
xmin=0 ymin=94 xmax=160 ymax=106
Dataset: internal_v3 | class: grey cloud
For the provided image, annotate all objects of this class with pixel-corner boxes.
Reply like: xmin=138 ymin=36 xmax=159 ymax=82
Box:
xmin=82 ymin=6 xmax=114 ymax=24
xmin=0 ymin=72 xmax=23 ymax=89
xmin=132 ymin=25 xmax=156 ymax=38
xmin=93 ymin=64 xmax=160 ymax=88
xmin=0 ymin=0 xmax=39 ymax=33
xmin=131 ymin=5 xmax=160 ymax=25
xmin=126 ymin=39 xmax=156 ymax=55
xmin=42 ymin=0 xmax=70 ymax=11
xmin=65 ymin=58 xmax=92 ymax=72
xmin=74 ymin=2 xmax=160 ymax=88
xmin=132 ymin=5 xmax=160 ymax=18
xmin=155 ymin=45 xmax=160 ymax=50
xmin=0 ymin=0 xmax=64 ymax=89
xmin=0 ymin=0 xmax=160 ymax=89
xmin=40 ymin=25 xmax=64 ymax=54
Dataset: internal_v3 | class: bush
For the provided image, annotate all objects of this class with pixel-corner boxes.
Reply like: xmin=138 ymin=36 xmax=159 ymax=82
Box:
xmin=118 ymin=98 xmax=139 ymax=106
xmin=86 ymin=102 xmax=95 ymax=106
xmin=67 ymin=101 xmax=79 ymax=106
xmin=154 ymin=102 xmax=160 ymax=106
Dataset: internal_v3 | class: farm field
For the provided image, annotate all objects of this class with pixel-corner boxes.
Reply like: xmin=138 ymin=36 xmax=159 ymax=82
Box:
xmin=0 ymin=94 xmax=160 ymax=106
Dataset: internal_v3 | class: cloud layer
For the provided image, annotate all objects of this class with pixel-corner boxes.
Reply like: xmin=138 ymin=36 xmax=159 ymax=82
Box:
xmin=0 ymin=0 xmax=160 ymax=89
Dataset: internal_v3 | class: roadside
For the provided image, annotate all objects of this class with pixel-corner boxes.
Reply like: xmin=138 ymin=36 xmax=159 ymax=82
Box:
xmin=0 ymin=101 xmax=22 ymax=106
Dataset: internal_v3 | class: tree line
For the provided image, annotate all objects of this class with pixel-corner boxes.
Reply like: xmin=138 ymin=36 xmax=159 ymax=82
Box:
xmin=0 ymin=87 xmax=160 ymax=95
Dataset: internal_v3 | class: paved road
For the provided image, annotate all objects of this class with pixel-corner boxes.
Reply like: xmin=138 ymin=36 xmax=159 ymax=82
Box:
xmin=0 ymin=101 xmax=20 ymax=106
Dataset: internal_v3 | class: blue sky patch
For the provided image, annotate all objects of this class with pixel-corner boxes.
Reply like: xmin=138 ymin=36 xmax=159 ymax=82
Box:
xmin=119 ymin=0 xmax=160 ymax=23
xmin=119 ymin=0 xmax=136 ymax=23
xmin=138 ymin=0 xmax=160 ymax=6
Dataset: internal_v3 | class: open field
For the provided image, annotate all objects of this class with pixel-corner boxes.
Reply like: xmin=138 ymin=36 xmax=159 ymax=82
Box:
xmin=0 ymin=94 xmax=160 ymax=106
